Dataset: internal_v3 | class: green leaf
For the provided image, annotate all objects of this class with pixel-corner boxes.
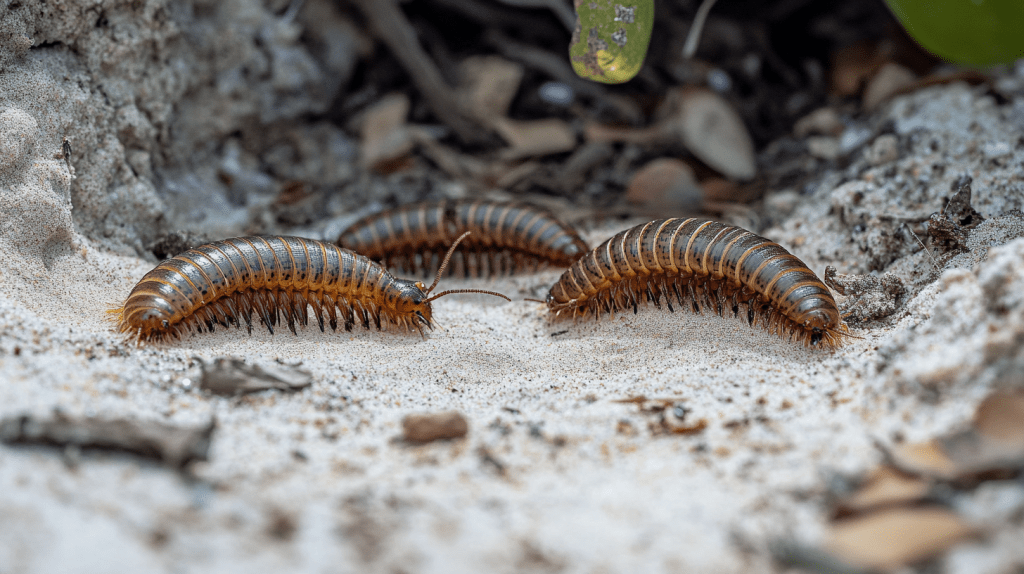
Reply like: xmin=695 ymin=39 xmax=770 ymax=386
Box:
xmin=885 ymin=0 xmax=1024 ymax=67
xmin=569 ymin=1 xmax=655 ymax=84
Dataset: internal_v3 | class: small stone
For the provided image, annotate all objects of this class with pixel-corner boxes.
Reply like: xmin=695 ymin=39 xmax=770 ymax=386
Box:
xmin=863 ymin=63 xmax=916 ymax=110
xmin=402 ymin=411 xmax=469 ymax=443
xmin=626 ymin=158 xmax=703 ymax=214
xmin=794 ymin=107 xmax=843 ymax=138
xmin=807 ymin=136 xmax=841 ymax=160
xmin=866 ymin=134 xmax=899 ymax=166
xmin=764 ymin=189 xmax=801 ymax=218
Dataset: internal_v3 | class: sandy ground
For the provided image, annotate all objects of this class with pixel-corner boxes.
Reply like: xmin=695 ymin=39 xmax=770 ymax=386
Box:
xmin=1 ymin=213 xmax=1022 ymax=573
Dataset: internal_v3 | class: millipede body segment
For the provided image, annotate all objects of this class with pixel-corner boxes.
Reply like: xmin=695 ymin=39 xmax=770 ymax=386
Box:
xmin=114 ymin=234 xmax=509 ymax=344
xmin=546 ymin=218 xmax=848 ymax=348
xmin=337 ymin=200 xmax=589 ymax=277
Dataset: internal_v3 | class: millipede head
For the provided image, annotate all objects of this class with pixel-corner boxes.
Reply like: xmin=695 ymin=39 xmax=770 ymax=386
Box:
xmin=393 ymin=231 xmax=511 ymax=333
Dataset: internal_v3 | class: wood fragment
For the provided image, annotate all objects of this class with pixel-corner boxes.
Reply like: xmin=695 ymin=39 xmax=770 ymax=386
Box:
xmin=351 ymin=0 xmax=484 ymax=143
xmin=0 ymin=411 xmax=214 ymax=469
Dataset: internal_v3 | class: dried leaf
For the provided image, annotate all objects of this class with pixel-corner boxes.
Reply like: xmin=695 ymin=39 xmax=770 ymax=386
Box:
xmin=0 ymin=411 xmax=214 ymax=469
xmin=458 ymin=55 xmax=524 ymax=124
xmin=658 ymin=88 xmax=756 ymax=181
xmin=889 ymin=440 xmax=958 ymax=480
xmin=973 ymin=391 xmax=1024 ymax=443
xmin=201 ymin=358 xmax=313 ymax=395
xmin=837 ymin=466 xmax=931 ymax=515
xmin=826 ymin=507 xmax=974 ymax=570
xmin=494 ymin=118 xmax=576 ymax=160
xmin=935 ymin=391 xmax=1024 ymax=477
xmin=359 ymin=93 xmax=414 ymax=171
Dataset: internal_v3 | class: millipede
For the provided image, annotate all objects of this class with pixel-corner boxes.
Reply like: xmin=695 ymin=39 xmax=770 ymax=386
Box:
xmin=337 ymin=200 xmax=589 ymax=277
xmin=112 ymin=232 xmax=510 ymax=344
xmin=545 ymin=218 xmax=849 ymax=348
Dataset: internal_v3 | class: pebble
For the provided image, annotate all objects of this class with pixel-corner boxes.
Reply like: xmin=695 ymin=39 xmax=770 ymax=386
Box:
xmin=866 ymin=134 xmax=900 ymax=166
xmin=403 ymin=411 xmax=469 ymax=443
xmin=863 ymin=63 xmax=916 ymax=110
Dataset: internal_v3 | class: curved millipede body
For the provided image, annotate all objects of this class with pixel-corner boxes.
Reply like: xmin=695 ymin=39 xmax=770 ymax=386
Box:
xmin=113 ymin=234 xmax=509 ymax=344
xmin=546 ymin=218 xmax=849 ymax=348
xmin=337 ymin=200 xmax=589 ymax=277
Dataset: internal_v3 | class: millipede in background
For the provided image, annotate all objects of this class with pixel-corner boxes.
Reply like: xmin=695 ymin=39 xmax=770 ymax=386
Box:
xmin=545 ymin=218 xmax=849 ymax=349
xmin=112 ymin=233 xmax=510 ymax=344
xmin=337 ymin=200 xmax=589 ymax=277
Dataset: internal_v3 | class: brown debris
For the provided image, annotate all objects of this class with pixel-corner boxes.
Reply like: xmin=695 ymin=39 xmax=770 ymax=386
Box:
xmin=625 ymin=158 xmax=703 ymax=215
xmin=350 ymin=0 xmax=483 ymax=144
xmin=359 ymin=93 xmax=415 ymax=172
xmin=928 ymin=183 xmax=983 ymax=253
xmin=834 ymin=465 xmax=931 ymax=518
xmin=148 ymin=230 xmax=211 ymax=261
xmin=888 ymin=440 xmax=959 ymax=480
xmin=402 ymin=411 xmax=469 ymax=444
xmin=941 ymin=182 xmax=985 ymax=230
xmin=824 ymin=266 xmax=906 ymax=324
xmin=825 ymin=507 xmax=975 ymax=570
xmin=0 ymin=411 xmax=214 ymax=469
xmin=972 ymin=390 xmax=1024 ymax=443
xmin=458 ymin=55 xmax=524 ymax=125
xmin=888 ymin=389 xmax=1024 ymax=481
xmin=830 ymin=41 xmax=887 ymax=98
xmin=494 ymin=117 xmax=577 ymax=160
xmin=200 ymin=358 xmax=313 ymax=396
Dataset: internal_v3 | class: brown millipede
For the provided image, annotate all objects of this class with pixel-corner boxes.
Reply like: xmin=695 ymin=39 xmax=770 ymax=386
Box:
xmin=337 ymin=200 xmax=589 ymax=277
xmin=545 ymin=218 xmax=849 ymax=348
xmin=112 ymin=232 xmax=509 ymax=344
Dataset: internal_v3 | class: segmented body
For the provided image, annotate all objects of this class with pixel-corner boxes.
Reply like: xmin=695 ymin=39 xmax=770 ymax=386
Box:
xmin=115 ymin=236 xmax=445 ymax=344
xmin=546 ymin=218 xmax=848 ymax=348
xmin=337 ymin=200 xmax=588 ymax=277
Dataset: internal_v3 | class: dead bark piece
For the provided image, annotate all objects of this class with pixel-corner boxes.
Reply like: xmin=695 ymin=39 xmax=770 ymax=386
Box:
xmin=823 ymin=266 xmax=906 ymax=324
xmin=658 ymin=88 xmax=756 ymax=181
xmin=583 ymin=122 xmax=664 ymax=145
xmin=0 ymin=411 xmax=215 ymax=469
xmin=942 ymin=182 xmax=984 ymax=230
xmin=825 ymin=507 xmax=975 ymax=570
xmin=402 ymin=411 xmax=469 ymax=443
xmin=559 ymin=141 xmax=615 ymax=190
xmin=201 ymin=358 xmax=313 ymax=395
xmin=927 ymin=183 xmax=983 ymax=253
xmin=626 ymin=158 xmax=703 ymax=215
xmin=494 ymin=117 xmax=576 ymax=160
